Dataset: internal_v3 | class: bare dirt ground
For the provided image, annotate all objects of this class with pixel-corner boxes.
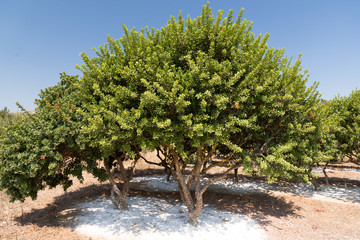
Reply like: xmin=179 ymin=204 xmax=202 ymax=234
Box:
xmin=1 ymin=158 xmax=360 ymax=240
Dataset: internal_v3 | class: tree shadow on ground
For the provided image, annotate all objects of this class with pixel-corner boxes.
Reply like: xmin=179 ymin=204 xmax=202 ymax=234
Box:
xmin=128 ymin=189 xmax=299 ymax=226
xmin=223 ymin=172 xmax=360 ymax=188
xmin=204 ymin=191 xmax=300 ymax=226
xmin=15 ymin=173 xmax=299 ymax=228
xmin=316 ymin=176 xmax=360 ymax=188
xmin=14 ymin=183 xmax=111 ymax=228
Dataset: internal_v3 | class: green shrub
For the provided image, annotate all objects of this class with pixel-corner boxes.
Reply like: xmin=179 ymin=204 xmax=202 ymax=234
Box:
xmin=0 ymin=74 xmax=106 ymax=202
xmin=330 ymin=89 xmax=360 ymax=164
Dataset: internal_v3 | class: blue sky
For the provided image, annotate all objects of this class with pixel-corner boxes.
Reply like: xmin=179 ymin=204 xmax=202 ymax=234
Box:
xmin=1 ymin=0 xmax=359 ymax=112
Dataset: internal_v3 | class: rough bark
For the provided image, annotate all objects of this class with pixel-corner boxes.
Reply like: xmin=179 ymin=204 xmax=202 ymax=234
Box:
xmin=170 ymin=148 xmax=195 ymax=211
xmin=104 ymin=156 xmax=139 ymax=210
xmin=188 ymin=191 xmax=203 ymax=224
xmin=234 ymin=168 xmax=239 ymax=184
xmin=105 ymin=158 xmax=129 ymax=209
xmin=308 ymin=165 xmax=319 ymax=191
xmin=323 ymin=162 xmax=330 ymax=188
xmin=110 ymin=182 xmax=129 ymax=209
xmin=168 ymin=146 xmax=241 ymax=224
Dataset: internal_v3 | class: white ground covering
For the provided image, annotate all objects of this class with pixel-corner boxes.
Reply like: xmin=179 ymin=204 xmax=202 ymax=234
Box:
xmin=311 ymin=168 xmax=334 ymax=173
xmin=343 ymin=167 xmax=360 ymax=173
xmin=74 ymin=174 xmax=360 ymax=240
xmin=75 ymin=195 xmax=264 ymax=240
xmin=312 ymin=167 xmax=360 ymax=173
xmin=132 ymin=175 xmax=360 ymax=203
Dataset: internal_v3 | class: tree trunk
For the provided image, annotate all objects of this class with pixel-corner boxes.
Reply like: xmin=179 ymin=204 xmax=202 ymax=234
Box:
xmin=170 ymin=149 xmax=195 ymax=212
xmin=105 ymin=159 xmax=128 ymax=209
xmin=234 ymin=168 xmax=239 ymax=184
xmin=168 ymin=146 xmax=239 ymax=224
xmin=169 ymin=147 xmax=209 ymax=224
xmin=311 ymin=177 xmax=319 ymax=191
xmin=188 ymin=191 xmax=203 ymax=224
xmin=104 ymin=156 xmax=139 ymax=210
xmin=308 ymin=165 xmax=319 ymax=191
xmin=110 ymin=181 xmax=129 ymax=209
xmin=323 ymin=162 xmax=330 ymax=188
xmin=188 ymin=162 xmax=204 ymax=224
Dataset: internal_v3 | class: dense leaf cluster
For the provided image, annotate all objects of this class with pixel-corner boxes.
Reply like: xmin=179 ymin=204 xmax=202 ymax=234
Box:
xmin=330 ymin=89 xmax=360 ymax=164
xmin=0 ymin=74 xmax=106 ymax=202
xmin=76 ymin=4 xmax=322 ymax=181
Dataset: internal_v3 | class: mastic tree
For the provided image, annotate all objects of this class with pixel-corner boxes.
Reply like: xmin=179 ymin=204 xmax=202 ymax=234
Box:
xmin=293 ymin=100 xmax=340 ymax=189
xmin=0 ymin=73 xmax=107 ymax=202
xmin=76 ymin=3 xmax=327 ymax=223
xmin=0 ymin=72 xmax=140 ymax=209
xmin=330 ymin=89 xmax=360 ymax=164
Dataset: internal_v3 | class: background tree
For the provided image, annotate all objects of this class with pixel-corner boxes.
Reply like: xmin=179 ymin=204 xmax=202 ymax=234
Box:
xmin=0 ymin=107 xmax=18 ymax=136
xmin=0 ymin=72 xmax=141 ymax=209
xmin=330 ymin=89 xmax=360 ymax=164
xmin=295 ymin=100 xmax=340 ymax=189
xmin=0 ymin=74 xmax=107 ymax=202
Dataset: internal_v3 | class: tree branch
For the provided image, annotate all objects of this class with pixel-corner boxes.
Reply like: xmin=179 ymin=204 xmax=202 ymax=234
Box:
xmin=140 ymin=155 xmax=163 ymax=167
xmin=199 ymin=163 xmax=243 ymax=196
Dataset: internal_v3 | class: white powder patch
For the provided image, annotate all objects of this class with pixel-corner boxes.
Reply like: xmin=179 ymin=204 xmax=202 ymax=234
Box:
xmin=312 ymin=168 xmax=334 ymax=173
xmin=74 ymin=175 xmax=360 ymax=239
xmin=75 ymin=196 xmax=264 ymax=240
xmin=343 ymin=168 xmax=360 ymax=173
xmin=132 ymin=175 xmax=360 ymax=203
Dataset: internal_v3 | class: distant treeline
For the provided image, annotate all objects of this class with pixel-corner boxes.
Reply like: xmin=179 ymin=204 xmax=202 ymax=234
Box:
xmin=0 ymin=107 xmax=19 ymax=134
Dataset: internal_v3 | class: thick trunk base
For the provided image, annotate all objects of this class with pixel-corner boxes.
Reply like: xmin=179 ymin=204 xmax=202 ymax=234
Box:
xmin=110 ymin=184 xmax=129 ymax=210
xmin=188 ymin=202 xmax=202 ymax=225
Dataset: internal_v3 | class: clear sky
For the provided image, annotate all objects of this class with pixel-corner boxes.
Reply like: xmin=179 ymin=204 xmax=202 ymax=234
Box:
xmin=1 ymin=0 xmax=359 ymax=112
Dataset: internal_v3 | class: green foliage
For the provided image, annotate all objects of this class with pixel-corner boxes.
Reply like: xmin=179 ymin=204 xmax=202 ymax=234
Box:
xmin=76 ymin=3 xmax=326 ymax=183
xmin=291 ymin=100 xmax=340 ymax=183
xmin=0 ymin=73 xmax=106 ymax=202
xmin=0 ymin=107 xmax=19 ymax=135
xmin=0 ymin=107 xmax=12 ymax=122
xmin=0 ymin=2 xmax=349 ymax=208
xmin=330 ymin=89 xmax=360 ymax=163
